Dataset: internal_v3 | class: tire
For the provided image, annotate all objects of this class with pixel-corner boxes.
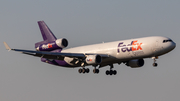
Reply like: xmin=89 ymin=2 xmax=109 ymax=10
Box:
xmin=109 ymin=70 xmax=113 ymax=75
xmin=153 ymin=63 xmax=158 ymax=67
xmin=78 ymin=68 xmax=82 ymax=73
xmin=93 ymin=69 xmax=96 ymax=73
xmin=86 ymin=68 xmax=90 ymax=73
xmin=106 ymin=70 xmax=109 ymax=75
xmin=96 ymin=69 xmax=99 ymax=74
xmin=82 ymin=68 xmax=86 ymax=73
xmin=113 ymin=70 xmax=117 ymax=75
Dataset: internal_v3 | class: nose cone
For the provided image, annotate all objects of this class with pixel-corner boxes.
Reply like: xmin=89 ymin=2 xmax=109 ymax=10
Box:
xmin=170 ymin=41 xmax=176 ymax=50
xmin=163 ymin=40 xmax=176 ymax=54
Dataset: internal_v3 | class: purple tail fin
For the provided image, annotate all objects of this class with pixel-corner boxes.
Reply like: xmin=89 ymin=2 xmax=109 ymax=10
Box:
xmin=35 ymin=21 xmax=57 ymax=48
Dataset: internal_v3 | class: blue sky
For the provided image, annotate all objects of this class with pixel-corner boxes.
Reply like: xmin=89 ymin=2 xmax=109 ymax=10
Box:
xmin=0 ymin=0 xmax=180 ymax=101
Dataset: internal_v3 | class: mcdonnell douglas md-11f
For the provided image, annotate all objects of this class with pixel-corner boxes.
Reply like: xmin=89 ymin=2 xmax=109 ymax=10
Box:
xmin=4 ymin=21 xmax=176 ymax=75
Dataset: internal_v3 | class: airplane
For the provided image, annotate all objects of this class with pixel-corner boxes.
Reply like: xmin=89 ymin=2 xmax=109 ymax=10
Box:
xmin=4 ymin=21 xmax=176 ymax=75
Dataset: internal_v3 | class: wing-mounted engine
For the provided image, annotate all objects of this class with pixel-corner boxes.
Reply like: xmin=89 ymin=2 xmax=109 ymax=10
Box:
xmin=126 ymin=59 xmax=144 ymax=68
xmin=36 ymin=38 xmax=68 ymax=51
xmin=85 ymin=55 xmax=102 ymax=65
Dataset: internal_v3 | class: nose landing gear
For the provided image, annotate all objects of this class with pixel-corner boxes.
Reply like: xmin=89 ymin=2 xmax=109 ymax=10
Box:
xmin=153 ymin=63 xmax=158 ymax=67
xmin=152 ymin=57 xmax=158 ymax=67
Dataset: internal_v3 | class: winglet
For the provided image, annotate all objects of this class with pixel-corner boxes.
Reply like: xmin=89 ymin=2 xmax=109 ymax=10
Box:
xmin=3 ymin=42 xmax=11 ymax=51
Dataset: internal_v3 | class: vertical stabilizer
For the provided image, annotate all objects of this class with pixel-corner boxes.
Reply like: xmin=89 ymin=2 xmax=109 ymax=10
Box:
xmin=35 ymin=21 xmax=57 ymax=48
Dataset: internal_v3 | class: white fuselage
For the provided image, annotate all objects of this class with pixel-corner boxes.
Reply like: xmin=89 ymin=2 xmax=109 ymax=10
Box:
xmin=62 ymin=36 xmax=176 ymax=66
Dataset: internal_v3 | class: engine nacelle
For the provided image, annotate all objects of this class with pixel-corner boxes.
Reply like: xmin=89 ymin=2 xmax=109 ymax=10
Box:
xmin=55 ymin=38 xmax=68 ymax=48
xmin=36 ymin=38 xmax=68 ymax=51
xmin=85 ymin=55 xmax=102 ymax=65
xmin=126 ymin=59 xmax=144 ymax=68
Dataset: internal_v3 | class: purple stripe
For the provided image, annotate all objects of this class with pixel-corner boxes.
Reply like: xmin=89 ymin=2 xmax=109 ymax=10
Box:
xmin=41 ymin=58 xmax=71 ymax=67
xmin=41 ymin=49 xmax=72 ymax=67
xmin=55 ymin=60 xmax=71 ymax=67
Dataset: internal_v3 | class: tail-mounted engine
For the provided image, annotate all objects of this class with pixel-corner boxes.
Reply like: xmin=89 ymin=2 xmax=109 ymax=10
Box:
xmin=36 ymin=38 xmax=68 ymax=51
xmin=126 ymin=59 xmax=144 ymax=68
xmin=85 ymin=55 xmax=102 ymax=65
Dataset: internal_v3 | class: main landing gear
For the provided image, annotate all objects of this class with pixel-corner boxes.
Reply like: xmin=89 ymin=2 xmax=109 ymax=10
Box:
xmin=106 ymin=64 xmax=117 ymax=75
xmin=152 ymin=56 xmax=158 ymax=67
xmin=93 ymin=68 xmax=99 ymax=74
xmin=78 ymin=64 xmax=117 ymax=75
xmin=93 ymin=65 xmax=99 ymax=74
xmin=78 ymin=68 xmax=89 ymax=74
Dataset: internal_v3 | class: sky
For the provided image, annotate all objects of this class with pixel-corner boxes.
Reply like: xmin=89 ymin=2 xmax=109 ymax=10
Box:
xmin=0 ymin=0 xmax=180 ymax=101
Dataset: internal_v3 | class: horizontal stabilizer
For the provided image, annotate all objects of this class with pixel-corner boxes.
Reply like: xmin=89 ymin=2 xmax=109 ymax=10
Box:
xmin=3 ymin=42 xmax=11 ymax=51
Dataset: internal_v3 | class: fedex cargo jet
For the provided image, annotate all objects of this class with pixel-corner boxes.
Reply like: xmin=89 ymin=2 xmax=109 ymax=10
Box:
xmin=4 ymin=21 xmax=176 ymax=75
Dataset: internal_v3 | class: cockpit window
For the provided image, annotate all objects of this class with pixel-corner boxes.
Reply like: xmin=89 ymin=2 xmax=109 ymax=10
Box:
xmin=163 ymin=40 xmax=172 ymax=43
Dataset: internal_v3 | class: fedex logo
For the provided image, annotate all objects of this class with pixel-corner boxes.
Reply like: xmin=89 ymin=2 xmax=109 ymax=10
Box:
xmin=42 ymin=43 xmax=53 ymax=49
xmin=117 ymin=40 xmax=143 ymax=53
xmin=87 ymin=59 xmax=92 ymax=61
xmin=48 ymin=43 xmax=53 ymax=48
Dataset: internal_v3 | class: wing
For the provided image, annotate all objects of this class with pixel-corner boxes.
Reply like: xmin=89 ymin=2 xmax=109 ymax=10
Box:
xmin=3 ymin=42 xmax=109 ymax=60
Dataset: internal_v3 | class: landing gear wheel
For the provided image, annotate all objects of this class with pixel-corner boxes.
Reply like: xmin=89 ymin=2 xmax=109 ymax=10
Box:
xmin=113 ymin=70 xmax=117 ymax=75
xmin=78 ymin=68 xmax=90 ymax=74
xmin=96 ymin=69 xmax=99 ymax=73
xmin=93 ymin=69 xmax=99 ymax=74
xmin=82 ymin=68 xmax=86 ymax=73
xmin=153 ymin=63 xmax=158 ymax=67
xmin=78 ymin=68 xmax=82 ymax=73
xmin=106 ymin=70 xmax=110 ymax=75
xmin=106 ymin=70 xmax=117 ymax=75
xmin=93 ymin=69 xmax=96 ymax=73
xmin=86 ymin=68 xmax=90 ymax=73
xmin=109 ymin=70 xmax=113 ymax=75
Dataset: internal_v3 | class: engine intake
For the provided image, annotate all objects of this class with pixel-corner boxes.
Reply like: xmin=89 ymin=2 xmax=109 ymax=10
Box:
xmin=36 ymin=38 xmax=68 ymax=51
xmin=56 ymin=38 xmax=68 ymax=48
xmin=126 ymin=59 xmax=144 ymax=68
xmin=85 ymin=55 xmax=102 ymax=65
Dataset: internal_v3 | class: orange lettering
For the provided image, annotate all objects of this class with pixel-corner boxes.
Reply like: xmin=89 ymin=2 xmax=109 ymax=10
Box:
xmin=132 ymin=40 xmax=137 ymax=51
xmin=137 ymin=43 xmax=142 ymax=50
xmin=48 ymin=44 xmax=53 ymax=48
